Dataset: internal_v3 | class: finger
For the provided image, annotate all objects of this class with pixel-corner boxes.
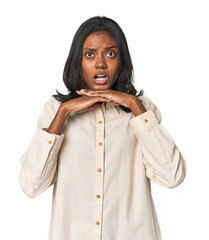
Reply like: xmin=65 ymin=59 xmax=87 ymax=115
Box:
xmin=84 ymin=97 xmax=111 ymax=110
xmin=94 ymin=96 xmax=112 ymax=103
xmin=85 ymin=94 xmax=120 ymax=107
xmin=88 ymin=93 xmax=114 ymax=103
xmin=88 ymin=103 xmax=103 ymax=110
xmin=108 ymin=99 xmax=119 ymax=104
xmin=80 ymin=95 xmax=111 ymax=102
xmin=76 ymin=91 xmax=108 ymax=98
xmin=76 ymin=89 xmax=111 ymax=96
xmin=76 ymin=89 xmax=88 ymax=95
xmin=109 ymin=102 xmax=120 ymax=106
xmin=77 ymin=90 xmax=119 ymax=104
xmin=77 ymin=103 xmax=102 ymax=113
xmin=76 ymin=89 xmax=97 ymax=95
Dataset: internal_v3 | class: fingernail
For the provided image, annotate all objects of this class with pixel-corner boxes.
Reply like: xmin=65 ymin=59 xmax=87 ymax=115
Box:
xmin=78 ymin=89 xmax=85 ymax=92
xmin=76 ymin=89 xmax=84 ymax=93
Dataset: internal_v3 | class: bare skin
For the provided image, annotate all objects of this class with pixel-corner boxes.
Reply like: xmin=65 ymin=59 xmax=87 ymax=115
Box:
xmin=46 ymin=31 xmax=146 ymax=135
xmin=46 ymin=95 xmax=112 ymax=135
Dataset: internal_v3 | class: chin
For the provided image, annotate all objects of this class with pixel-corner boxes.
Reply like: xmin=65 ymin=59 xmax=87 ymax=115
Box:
xmin=92 ymin=84 xmax=111 ymax=90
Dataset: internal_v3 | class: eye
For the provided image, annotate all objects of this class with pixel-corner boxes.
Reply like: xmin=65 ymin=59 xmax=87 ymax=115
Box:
xmin=85 ymin=52 xmax=94 ymax=58
xmin=106 ymin=51 xmax=116 ymax=58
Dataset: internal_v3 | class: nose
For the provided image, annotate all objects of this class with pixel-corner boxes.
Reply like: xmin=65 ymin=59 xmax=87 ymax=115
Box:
xmin=95 ymin=54 xmax=107 ymax=69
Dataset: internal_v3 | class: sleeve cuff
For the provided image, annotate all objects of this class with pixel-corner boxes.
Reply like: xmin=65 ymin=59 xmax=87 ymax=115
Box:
xmin=129 ymin=110 xmax=160 ymax=134
xmin=28 ymin=128 xmax=64 ymax=152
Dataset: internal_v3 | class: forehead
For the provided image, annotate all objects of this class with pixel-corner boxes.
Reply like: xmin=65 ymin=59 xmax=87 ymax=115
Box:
xmin=83 ymin=31 xmax=117 ymax=49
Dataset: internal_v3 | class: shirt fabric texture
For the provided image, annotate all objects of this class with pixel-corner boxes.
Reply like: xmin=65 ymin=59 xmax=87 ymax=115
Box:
xmin=18 ymin=95 xmax=187 ymax=240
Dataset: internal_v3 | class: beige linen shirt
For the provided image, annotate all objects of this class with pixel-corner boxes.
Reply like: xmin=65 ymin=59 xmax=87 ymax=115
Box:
xmin=18 ymin=95 xmax=187 ymax=240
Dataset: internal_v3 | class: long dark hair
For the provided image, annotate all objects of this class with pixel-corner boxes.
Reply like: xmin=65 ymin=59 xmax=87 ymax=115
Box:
xmin=53 ymin=16 xmax=144 ymax=113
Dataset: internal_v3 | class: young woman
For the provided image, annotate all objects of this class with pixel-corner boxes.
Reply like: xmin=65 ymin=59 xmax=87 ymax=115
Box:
xmin=18 ymin=16 xmax=187 ymax=240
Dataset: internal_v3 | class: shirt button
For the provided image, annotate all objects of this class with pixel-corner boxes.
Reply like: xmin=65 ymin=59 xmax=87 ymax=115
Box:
xmin=144 ymin=119 xmax=148 ymax=123
xmin=98 ymin=142 xmax=102 ymax=146
xmin=98 ymin=121 xmax=103 ymax=124
xmin=96 ymin=194 xmax=100 ymax=199
xmin=96 ymin=221 xmax=100 ymax=225
xmin=98 ymin=168 xmax=102 ymax=172
xmin=48 ymin=140 xmax=52 ymax=144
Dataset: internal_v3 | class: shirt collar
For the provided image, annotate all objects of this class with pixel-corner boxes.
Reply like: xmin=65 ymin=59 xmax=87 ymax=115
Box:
xmin=101 ymin=102 xmax=120 ymax=114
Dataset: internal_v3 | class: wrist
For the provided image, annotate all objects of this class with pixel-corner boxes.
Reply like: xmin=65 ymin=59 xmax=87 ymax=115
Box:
xmin=59 ymin=103 xmax=71 ymax=119
xmin=46 ymin=104 xmax=69 ymax=135
xmin=129 ymin=97 xmax=147 ymax=117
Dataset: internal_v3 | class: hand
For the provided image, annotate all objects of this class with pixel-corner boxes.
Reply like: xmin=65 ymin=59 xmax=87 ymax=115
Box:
xmin=60 ymin=95 xmax=114 ymax=114
xmin=76 ymin=89 xmax=135 ymax=108
xmin=47 ymin=93 xmax=120 ymax=135
xmin=47 ymin=95 xmax=113 ymax=135
xmin=76 ymin=89 xmax=147 ymax=116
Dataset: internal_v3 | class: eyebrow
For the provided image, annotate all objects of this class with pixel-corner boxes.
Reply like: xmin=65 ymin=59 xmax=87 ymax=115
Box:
xmin=83 ymin=46 xmax=118 ymax=51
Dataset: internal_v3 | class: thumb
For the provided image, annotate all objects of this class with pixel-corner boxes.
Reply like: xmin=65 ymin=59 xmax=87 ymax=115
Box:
xmin=76 ymin=103 xmax=102 ymax=113
xmin=88 ymin=103 xmax=102 ymax=110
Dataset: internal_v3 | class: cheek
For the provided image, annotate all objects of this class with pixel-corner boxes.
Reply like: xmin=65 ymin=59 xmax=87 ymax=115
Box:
xmin=111 ymin=62 xmax=119 ymax=78
xmin=111 ymin=57 xmax=119 ymax=71
xmin=81 ymin=65 xmax=88 ymax=79
xmin=82 ymin=61 xmax=92 ymax=76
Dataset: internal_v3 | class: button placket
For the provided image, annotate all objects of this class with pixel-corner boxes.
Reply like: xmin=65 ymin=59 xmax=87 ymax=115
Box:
xmin=93 ymin=109 xmax=105 ymax=240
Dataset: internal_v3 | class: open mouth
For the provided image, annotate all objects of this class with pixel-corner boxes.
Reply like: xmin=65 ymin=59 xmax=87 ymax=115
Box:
xmin=93 ymin=74 xmax=108 ymax=84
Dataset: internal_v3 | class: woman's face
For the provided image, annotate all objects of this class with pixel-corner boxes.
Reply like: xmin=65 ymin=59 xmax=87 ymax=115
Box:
xmin=81 ymin=31 xmax=119 ymax=90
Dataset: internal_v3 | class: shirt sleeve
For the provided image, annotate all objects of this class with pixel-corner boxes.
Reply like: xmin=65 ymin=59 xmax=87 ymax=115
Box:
xmin=18 ymin=97 xmax=65 ymax=198
xmin=129 ymin=96 xmax=187 ymax=188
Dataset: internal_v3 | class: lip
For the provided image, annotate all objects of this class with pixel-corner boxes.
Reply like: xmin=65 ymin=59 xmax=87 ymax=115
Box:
xmin=93 ymin=77 xmax=108 ymax=85
xmin=93 ymin=72 xmax=109 ymax=85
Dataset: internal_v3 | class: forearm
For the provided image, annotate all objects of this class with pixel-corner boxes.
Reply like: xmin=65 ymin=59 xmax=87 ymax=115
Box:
xmin=46 ymin=104 xmax=69 ymax=135
xmin=18 ymin=128 xmax=64 ymax=197
xmin=129 ymin=109 xmax=187 ymax=188
xmin=129 ymin=97 xmax=147 ymax=116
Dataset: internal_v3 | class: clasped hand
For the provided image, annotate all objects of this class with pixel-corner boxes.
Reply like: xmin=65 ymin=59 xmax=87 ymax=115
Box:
xmin=60 ymin=89 xmax=144 ymax=115
xmin=76 ymin=89 xmax=135 ymax=108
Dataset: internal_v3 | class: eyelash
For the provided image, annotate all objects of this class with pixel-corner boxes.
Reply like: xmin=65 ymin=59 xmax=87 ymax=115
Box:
xmin=85 ymin=51 xmax=116 ymax=58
